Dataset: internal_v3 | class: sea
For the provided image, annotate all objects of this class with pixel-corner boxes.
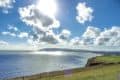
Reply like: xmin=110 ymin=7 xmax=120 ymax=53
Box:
xmin=0 ymin=51 xmax=101 ymax=79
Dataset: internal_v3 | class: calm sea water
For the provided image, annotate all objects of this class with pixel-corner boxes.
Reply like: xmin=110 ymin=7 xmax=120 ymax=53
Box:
xmin=0 ymin=51 xmax=101 ymax=79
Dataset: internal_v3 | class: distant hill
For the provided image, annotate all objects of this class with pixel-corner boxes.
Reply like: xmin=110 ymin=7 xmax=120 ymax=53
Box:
xmin=39 ymin=48 xmax=120 ymax=55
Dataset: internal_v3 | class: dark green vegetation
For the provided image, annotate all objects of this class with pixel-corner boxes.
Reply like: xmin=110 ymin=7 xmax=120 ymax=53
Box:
xmin=10 ymin=55 xmax=120 ymax=80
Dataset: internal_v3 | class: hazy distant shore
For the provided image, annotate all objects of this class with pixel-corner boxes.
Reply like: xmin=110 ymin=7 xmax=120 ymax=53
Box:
xmin=39 ymin=48 xmax=120 ymax=55
xmin=0 ymin=48 xmax=120 ymax=55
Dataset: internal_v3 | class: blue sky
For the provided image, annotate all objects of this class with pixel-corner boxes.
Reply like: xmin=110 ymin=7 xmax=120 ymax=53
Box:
xmin=0 ymin=0 xmax=120 ymax=49
xmin=57 ymin=0 xmax=120 ymax=36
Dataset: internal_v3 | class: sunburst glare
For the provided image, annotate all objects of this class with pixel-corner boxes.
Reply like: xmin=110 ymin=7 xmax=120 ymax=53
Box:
xmin=36 ymin=0 xmax=58 ymax=17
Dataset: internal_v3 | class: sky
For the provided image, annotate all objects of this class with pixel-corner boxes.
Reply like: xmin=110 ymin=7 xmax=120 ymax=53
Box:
xmin=0 ymin=0 xmax=120 ymax=50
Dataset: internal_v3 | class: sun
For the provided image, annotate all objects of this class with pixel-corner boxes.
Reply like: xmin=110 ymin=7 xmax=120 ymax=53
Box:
xmin=36 ymin=0 xmax=58 ymax=17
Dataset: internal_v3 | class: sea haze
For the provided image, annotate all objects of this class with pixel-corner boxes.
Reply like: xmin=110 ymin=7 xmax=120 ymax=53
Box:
xmin=0 ymin=51 xmax=101 ymax=79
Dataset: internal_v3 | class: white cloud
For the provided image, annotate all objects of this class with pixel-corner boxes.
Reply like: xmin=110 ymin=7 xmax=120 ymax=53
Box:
xmin=41 ymin=32 xmax=60 ymax=44
xmin=72 ymin=26 xmax=100 ymax=46
xmin=28 ymin=30 xmax=60 ymax=45
xmin=2 ymin=31 xmax=16 ymax=37
xmin=18 ymin=5 xmax=60 ymax=31
xmin=1 ymin=28 xmax=30 ymax=40
xmin=76 ymin=2 xmax=93 ymax=24
xmin=0 ymin=43 xmax=38 ymax=50
xmin=26 ymin=29 xmax=71 ymax=46
xmin=75 ymin=26 xmax=120 ymax=46
xmin=94 ymin=26 xmax=120 ymax=46
xmin=18 ymin=3 xmax=62 ymax=45
xmin=0 ymin=0 xmax=15 ymax=13
xmin=71 ymin=37 xmax=92 ymax=46
xmin=0 ymin=40 xmax=8 ymax=46
xmin=59 ymin=29 xmax=71 ymax=40
xmin=18 ymin=32 xmax=29 ymax=38
xmin=1 ymin=25 xmax=19 ymax=38
xmin=82 ymin=26 xmax=101 ymax=39
xmin=8 ymin=25 xmax=18 ymax=32
xmin=70 ymin=37 xmax=81 ymax=45
xmin=70 ymin=36 xmax=95 ymax=46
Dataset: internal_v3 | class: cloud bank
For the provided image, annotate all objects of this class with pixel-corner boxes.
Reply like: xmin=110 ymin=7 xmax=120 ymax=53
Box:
xmin=72 ymin=26 xmax=120 ymax=47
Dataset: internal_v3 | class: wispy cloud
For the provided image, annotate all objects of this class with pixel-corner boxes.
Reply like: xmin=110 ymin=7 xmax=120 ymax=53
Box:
xmin=0 ymin=40 xmax=8 ymax=46
xmin=8 ymin=25 xmax=18 ymax=32
xmin=18 ymin=32 xmax=29 ymax=38
xmin=0 ymin=0 xmax=15 ymax=14
xmin=2 ymin=31 xmax=16 ymax=37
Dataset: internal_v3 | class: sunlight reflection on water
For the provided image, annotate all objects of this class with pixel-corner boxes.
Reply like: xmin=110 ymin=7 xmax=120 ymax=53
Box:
xmin=0 ymin=51 xmax=101 ymax=79
xmin=31 ymin=51 xmax=64 ymax=56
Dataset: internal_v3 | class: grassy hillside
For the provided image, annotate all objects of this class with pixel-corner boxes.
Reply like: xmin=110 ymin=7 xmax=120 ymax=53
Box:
xmin=41 ymin=65 xmax=120 ymax=80
xmin=94 ymin=56 xmax=120 ymax=63
xmin=11 ymin=55 xmax=120 ymax=80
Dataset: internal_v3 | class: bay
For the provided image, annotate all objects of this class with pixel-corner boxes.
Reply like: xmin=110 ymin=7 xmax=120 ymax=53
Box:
xmin=0 ymin=51 xmax=101 ymax=79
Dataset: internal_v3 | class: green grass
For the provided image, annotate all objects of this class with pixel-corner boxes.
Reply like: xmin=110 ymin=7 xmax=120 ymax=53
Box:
xmin=11 ymin=55 xmax=120 ymax=80
xmin=94 ymin=56 xmax=120 ymax=63
xmin=40 ymin=56 xmax=120 ymax=80
xmin=39 ymin=64 xmax=120 ymax=80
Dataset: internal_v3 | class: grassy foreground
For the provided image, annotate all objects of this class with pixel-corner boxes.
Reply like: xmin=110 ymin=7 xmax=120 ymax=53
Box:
xmin=11 ymin=55 xmax=120 ymax=80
